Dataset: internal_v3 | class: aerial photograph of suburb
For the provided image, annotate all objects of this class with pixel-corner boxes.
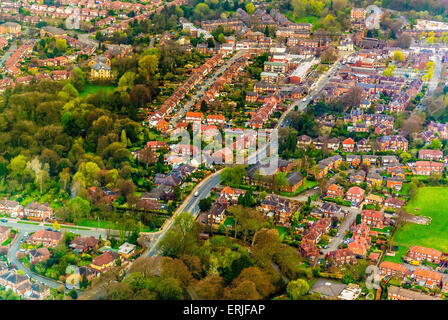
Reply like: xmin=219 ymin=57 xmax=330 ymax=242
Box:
xmin=1 ymin=0 xmax=448 ymax=310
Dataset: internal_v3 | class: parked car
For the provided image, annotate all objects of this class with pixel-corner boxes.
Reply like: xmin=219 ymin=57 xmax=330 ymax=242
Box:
xmin=0 ymin=219 xmax=7 ymax=223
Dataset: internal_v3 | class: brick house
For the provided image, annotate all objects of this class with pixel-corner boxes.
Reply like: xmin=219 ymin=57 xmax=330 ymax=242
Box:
xmin=0 ymin=200 xmax=22 ymax=217
xmin=23 ymin=202 xmax=53 ymax=221
xmin=26 ymin=230 xmax=63 ymax=248
xmin=419 ymin=149 xmax=443 ymax=161
xmin=386 ymin=176 xmax=403 ymax=191
xmin=388 ymin=285 xmax=441 ymax=300
xmin=90 ymin=251 xmax=118 ymax=272
xmin=379 ymin=261 xmax=409 ymax=278
xmin=342 ymin=138 xmax=355 ymax=152
xmin=361 ymin=210 xmax=384 ymax=228
xmin=29 ymin=247 xmax=51 ymax=264
xmin=326 ymin=184 xmax=344 ymax=198
xmin=406 ymin=246 xmax=442 ymax=264
xmin=415 ymin=161 xmax=444 ymax=176
xmin=413 ymin=268 xmax=443 ymax=288
xmin=327 ymin=248 xmax=356 ymax=266
xmin=0 ymin=226 xmax=9 ymax=244
xmin=345 ymin=186 xmax=365 ymax=206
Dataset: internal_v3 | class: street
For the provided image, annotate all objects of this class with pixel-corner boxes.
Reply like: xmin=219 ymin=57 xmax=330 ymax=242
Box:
xmin=145 ymin=54 xmax=349 ymax=257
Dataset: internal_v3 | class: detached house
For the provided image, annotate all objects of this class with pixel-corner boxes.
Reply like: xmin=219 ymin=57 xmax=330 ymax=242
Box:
xmin=419 ymin=149 xmax=443 ymax=161
xmin=361 ymin=210 xmax=384 ymax=228
xmin=415 ymin=161 xmax=444 ymax=176
xmin=23 ymin=202 xmax=53 ymax=221
xmin=26 ymin=230 xmax=63 ymax=248
xmin=90 ymin=251 xmax=118 ymax=272
xmin=345 ymin=187 xmax=365 ymax=206
xmin=328 ymin=248 xmax=356 ymax=266
xmin=326 ymin=184 xmax=344 ymax=198
xmin=0 ymin=200 xmax=22 ymax=217
xmin=342 ymin=138 xmax=355 ymax=152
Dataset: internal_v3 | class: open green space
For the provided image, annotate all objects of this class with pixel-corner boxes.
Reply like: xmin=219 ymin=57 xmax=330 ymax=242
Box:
xmin=80 ymin=84 xmax=115 ymax=97
xmin=383 ymin=245 xmax=408 ymax=264
xmin=275 ymin=226 xmax=289 ymax=240
xmin=391 ymin=187 xmax=448 ymax=257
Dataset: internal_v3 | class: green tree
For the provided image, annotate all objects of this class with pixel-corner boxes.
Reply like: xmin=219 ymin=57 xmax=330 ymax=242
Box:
xmin=245 ymin=2 xmax=255 ymax=14
xmin=286 ymin=279 xmax=310 ymax=300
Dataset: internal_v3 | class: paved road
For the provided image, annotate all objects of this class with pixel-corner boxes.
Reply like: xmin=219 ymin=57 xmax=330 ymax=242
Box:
xmin=320 ymin=204 xmax=360 ymax=255
xmin=7 ymin=231 xmax=63 ymax=289
xmin=3 ymin=219 xmax=111 ymax=290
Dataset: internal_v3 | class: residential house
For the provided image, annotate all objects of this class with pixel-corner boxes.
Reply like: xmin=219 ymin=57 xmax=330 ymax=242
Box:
xmin=361 ymin=210 xmax=384 ymax=228
xmin=345 ymin=187 xmax=365 ymax=206
xmin=350 ymin=170 xmax=366 ymax=184
xmin=379 ymin=261 xmax=409 ymax=278
xmin=23 ymin=202 xmax=53 ymax=221
xmin=388 ymin=285 xmax=441 ymax=300
xmin=118 ymin=242 xmax=136 ymax=259
xmin=413 ymin=268 xmax=442 ymax=288
xmin=415 ymin=161 xmax=444 ymax=176
xmin=90 ymin=251 xmax=119 ymax=272
xmin=406 ymin=246 xmax=442 ymax=264
xmin=326 ymin=184 xmax=344 ymax=199
xmin=26 ymin=230 xmax=62 ymax=248
xmin=386 ymin=176 xmax=403 ymax=191
xmin=328 ymin=248 xmax=356 ymax=266
xmin=29 ymin=247 xmax=51 ymax=264
xmin=419 ymin=149 xmax=443 ymax=161
xmin=0 ymin=200 xmax=22 ymax=217
xmin=342 ymin=138 xmax=355 ymax=152
xmin=384 ymin=197 xmax=405 ymax=209
xmin=70 ymin=236 xmax=99 ymax=253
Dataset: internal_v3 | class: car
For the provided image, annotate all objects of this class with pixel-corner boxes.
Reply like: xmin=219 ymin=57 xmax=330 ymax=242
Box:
xmin=194 ymin=191 xmax=199 ymax=197
xmin=336 ymin=233 xmax=340 ymax=237
xmin=46 ymin=228 xmax=52 ymax=231
xmin=313 ymin=186 xmax=319 ymax=190
xmin=302 ymin=98 xmax=307 ymax=102
xmin=324 ymin=245 xmax=329 ymax=249
xmin=19 ymin=249 xmax=26 ymax=253
xmin=0 ymin=219 xmax=7 ymax=223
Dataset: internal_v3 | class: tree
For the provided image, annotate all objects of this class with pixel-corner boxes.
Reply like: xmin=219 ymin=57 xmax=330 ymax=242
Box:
xmin=245 ymin=2 xmax=255 ymax=14
xmin=392 ymin=50 xmax=405 ymax=62
xmin=69 ymin=289 xmax=78 ymax=299
xmin=342 ymin=86 xmax=364 ymax=108
xmin=138 ymin=54 xmax=159 ymax=83
xmin=286 ymin=279 xmax=309 ymax=299
xmin=53 ymin=221 xmax=60 ymax=231
xmin=198 ymin=197 xmax=212 ymax=212
xmin=429 ymin=138 xmax=442 ymax=150
xmin=320 ymin=46 xmax=338 ymax=64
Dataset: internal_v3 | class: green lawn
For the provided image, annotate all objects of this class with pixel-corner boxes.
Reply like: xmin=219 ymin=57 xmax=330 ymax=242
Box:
xmin=275 ymin=226 xmax=289 ymax=240
xmin=77 ymin=219 xmax=152 ymax=232
xmin=383 ymin=245 xmax=408 ymax=263
xmin=80 ymin=84 xmax=115 ymax=97
xmin=392 ymin=187 xmax=448 ymax=255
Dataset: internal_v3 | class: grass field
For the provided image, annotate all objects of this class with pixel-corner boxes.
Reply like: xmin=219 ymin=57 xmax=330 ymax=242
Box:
xmin=17 ymin=221 xmax=39 ymax=225
xmin=80 ymin=84 xmax=115 ymax=97
xmin=391 ymin=187 xmax=448 ymax=256
xmin=275 ymin=226 xmax=289 ymax=240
